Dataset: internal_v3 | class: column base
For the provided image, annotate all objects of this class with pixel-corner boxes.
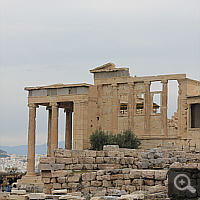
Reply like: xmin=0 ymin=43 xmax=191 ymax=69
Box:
xmin=16 ymin=175 xmax=44 ymax=191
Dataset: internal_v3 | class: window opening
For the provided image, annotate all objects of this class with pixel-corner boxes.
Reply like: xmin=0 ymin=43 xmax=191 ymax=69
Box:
xmin=136 ymin=94 xmax=144 ymax=114
xmin=168 ymin=80 xmax=178 ymax=118
xmin=150 ymin=81 xmax=162 ymax=92
xmin=191 ymin=103 xmax=200 ymax=128
xmin=152 ymin=93 xmax=161 ymax=113
xmin=120 ymin=103 xmax=128 ymax=115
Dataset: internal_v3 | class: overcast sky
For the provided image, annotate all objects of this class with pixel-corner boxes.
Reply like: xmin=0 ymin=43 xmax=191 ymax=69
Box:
xmin=0 ymin=0 xmax=199 ymax=147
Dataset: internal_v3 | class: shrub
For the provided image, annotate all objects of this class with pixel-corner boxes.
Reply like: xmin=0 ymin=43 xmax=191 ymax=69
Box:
xmin=89 ymin=128 xmax=108 ymax=151
xmin=89 ymin=128 xmax=141 ymax=150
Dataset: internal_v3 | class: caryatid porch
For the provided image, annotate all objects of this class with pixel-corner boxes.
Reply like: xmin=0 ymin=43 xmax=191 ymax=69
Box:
xmin=24 ymin=83 xmax=92 ymax=176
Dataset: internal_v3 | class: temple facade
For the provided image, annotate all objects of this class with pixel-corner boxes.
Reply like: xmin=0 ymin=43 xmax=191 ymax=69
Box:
xmin=24 ymin=63 xmax=200 ymax=176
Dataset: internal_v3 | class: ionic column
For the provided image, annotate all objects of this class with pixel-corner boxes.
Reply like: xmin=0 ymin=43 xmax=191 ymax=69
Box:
xmin=144 ymin=81 xmax=151 ymax=135
xmin=112 ymin=84 xmax=118 ymax=133
xmin=26 ymin=103 xmax=37 ymax=176
xmin=161 ymin=80 xmax=168 ymax=136
xmin=65 ymin=109 xmax=72 ymax=149
xmin=128 ymin=82 xmax=134 ymax=130
xmin=50 ymin=102 xmax=58 ymax=157
xmin=47 ymin=108 xmax=52 ymax=157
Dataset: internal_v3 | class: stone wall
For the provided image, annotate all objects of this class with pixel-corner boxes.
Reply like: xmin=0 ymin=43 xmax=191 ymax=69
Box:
xmin=38 ymin=146 xmax=200 ymax=194
xmin=40 ymin=166 xmax=168 ymax=195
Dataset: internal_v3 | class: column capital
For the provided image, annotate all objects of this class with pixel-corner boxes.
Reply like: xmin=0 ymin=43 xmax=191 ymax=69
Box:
xmin=144 ymin=81 xmax=151 ymax=85
xmin=128 ymin=82 xmax=134 ymax=87
xmin=112 ymin=83 xmax=118 ymax=88
xmin=50 ymin=102 xmax=58 ymax=107
xmin=161 ymin=79 xmax=168 ymax=84
xmin=28 ymin=103 xmax=38 ymax=108
xmin=64 ymin=108 xmax=73 ymax=113
xmin=97 ymin=84 xmax=103 ymax=88
xmin=46 ymin=106 xmax=52 ymax=110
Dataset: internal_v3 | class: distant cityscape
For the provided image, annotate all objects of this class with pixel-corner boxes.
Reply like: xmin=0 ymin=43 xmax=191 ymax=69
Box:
xmin=0 ymin=150 xmax=46 ymax=173
xmin=0 ymin=141 xmax=65 ymax=173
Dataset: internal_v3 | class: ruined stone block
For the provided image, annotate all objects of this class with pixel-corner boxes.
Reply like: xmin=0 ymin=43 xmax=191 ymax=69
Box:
xmin=68 ymin=183 xmax=79 ymax=189
xmin=123 ymin=174 xmax=130 ymax=180
xmin=83 ymin=164 xmax=94 ymax=170
xmin=154 ymin=170 xmax=167 ymax=180
xmin=57 ymin=177 xmax=66 ymax=183
xmin=54 ymin=149 xmax=71 ymax=158
xmin=97 ymin=175 xmax=111 ymax=181
xmin=124 ymin=180 xmax=131 ymax=185
xmin=38 ymin=164 xmax=52 ymax=171
xmin=52 ymin=164 xmax=65 ymax=170
xmin=79 ymin=157 xmax=95 ymax=164
xmin=67 ymin=174 xmax=81 ymax=183
xmin=98 ymin=164 xmax=116 ymax=170
xmin=170 ymin=162 xmax=182 ymax=168
xmin=154 ymin=153 xmax=163 ymax=158
xmin=110 ymin=174 xmax=123 ymax=180
xmin=143 ymin=170 xmax=155 ymax=179
xmin=129 ymin=169 xmax=143 ymax=179
xmin=51 ymin=178 xmax=57 ymax=183
xmin=132 ymin=179 xmax=144 ymax=186
xmin=41 ymin=170 xmax=52 ymax=178
xmin=107 ymin=151 xmax=123 ymax=157
xmin=150 ymin=148 xmax=162 ymax=153
xmin=73 ymin=164 xmax=84 ymax=170
xmin=122 ymin=168 xmax=130 ymax=174
xmin=71 ymin=150 xmax=86 ymax=158
xmin=104 ymin=157 xmax=119 ymax=164
xmin=103 ymin=145 xmax=119 ymax=151
xmin=96 ymin=151 xmax=104 ymax=157
xmin=97 ymin=170 xmax=105 ymax=176
xmin=55 ymin=158 xmax=73 ymax=164
xmin=89 ymin=187 xmax=98 ymax=194
xmin=123 ymin=149 xmax=137 ymax=158
xmin=40 ymin=157 xmax=55 ymax=164
xmin=102 ymin=180 xmax=112 ymax=187
xmin=53 ymin=183 xmax=62 ymax=189
xmin=42 ymin=178 xmax=51 ymax=184
xmin=96 ymin=157 xmax=104 ymax=164
xmin=144 ymin=179 xmax=154 ymax=186
xmin=82 ymin=172 xmax=96 ymax=181
xmin=124 ymin=157 xmax=133 ymax=165
xmin=141 ymin=159 xmax=149 ymax=169
xmin=148 ymin=185 xmax=167 ymax=194
xmin=52 ymin=170 xmax=72 ymax=177
xmin=85 ymin=150 xmax=96 ymax=157
xmin=113 ymin=180 xmax=124 ymax=187
xmin=125 ymin=185 xmax=136 ymax=193
xmin=91 ymin=181 xmax=102 ymax=187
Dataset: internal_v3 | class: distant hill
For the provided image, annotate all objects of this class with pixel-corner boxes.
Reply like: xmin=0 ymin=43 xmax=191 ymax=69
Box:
xmin=0 ymin=141 xmax=65 ymax=155
xmin=0 ymin=149 xmax=10 ymax=158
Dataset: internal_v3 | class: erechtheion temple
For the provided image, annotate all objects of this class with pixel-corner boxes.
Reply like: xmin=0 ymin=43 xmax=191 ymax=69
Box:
xmin=24 ymin=63 xmax=200 ymax=177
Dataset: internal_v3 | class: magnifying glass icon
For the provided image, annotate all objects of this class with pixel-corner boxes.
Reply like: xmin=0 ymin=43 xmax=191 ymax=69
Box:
xmin=174 ymin=174 xmax=196 ymax=193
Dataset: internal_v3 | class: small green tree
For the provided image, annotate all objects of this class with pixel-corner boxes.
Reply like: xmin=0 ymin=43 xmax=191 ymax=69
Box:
xmin=89 ymin=128 xmax=141 ymax=150
xmin=89 ymin=128 xmax=108 ymax=150
xmin=116 ymin=129 xmax=141 ymax=149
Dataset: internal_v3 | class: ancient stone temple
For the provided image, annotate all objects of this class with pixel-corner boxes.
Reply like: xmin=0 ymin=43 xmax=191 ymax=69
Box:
xmin=24 ymin=62 xmax=200 ymax=176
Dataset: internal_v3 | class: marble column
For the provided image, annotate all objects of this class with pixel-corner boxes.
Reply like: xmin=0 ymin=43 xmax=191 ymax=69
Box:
xmin=65 ymin=109 xmax=72 ymax=149
xmin=47 ymin=108 xmax=52 ymax=157
xmin=112 ymin=84 xmax=118 ymax=133
xmin=144 ymin=81 xmax=151 ymax=135
xmin=50 ymin=102 xmax=58 ymax=157
xmin=162 ymin=80 xmax=168 ymax=136
xmin=26 ymin=103 xmax=37 ymax=176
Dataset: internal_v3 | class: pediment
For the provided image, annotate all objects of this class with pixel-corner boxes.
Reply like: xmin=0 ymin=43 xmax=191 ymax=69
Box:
xmin=90 ymin=62 xmax=115 ymax=73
